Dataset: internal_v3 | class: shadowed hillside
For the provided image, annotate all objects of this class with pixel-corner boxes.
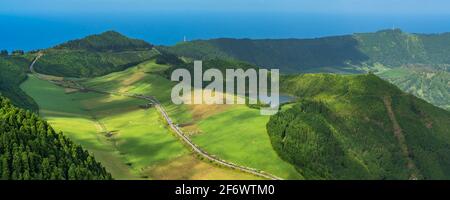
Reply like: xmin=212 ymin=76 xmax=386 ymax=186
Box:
xmin=163 ymin=29 xmax=450 ymax=110
xmin=33 ymin=31 xmax=158 ymax=77
xmin=0 ymin=55 xmax=37 ymax=111
xmin=164 ymin=29 xmax=450 ymax=71
xmin=161 ymin=36 xmax=369 ymax=73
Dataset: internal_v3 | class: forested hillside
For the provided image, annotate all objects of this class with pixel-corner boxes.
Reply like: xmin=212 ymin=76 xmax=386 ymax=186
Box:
xmin=34 ymin=31 xmax=158 ymax=77
xmin=164 ymin=29 xmax=450 ymax=71
xmin=54 ymin=31 xmax=153 ymax=52
xmin=378 ymin=67 xmax=450 ymax=110
xmin=160 ymin=36 xmax=368 ymax=73
xmin=355 ymin=29 xmax=450 ymax=66
xmin=157 ymin=52 xmax=260 ymax=80
xmin=0 ymin=96 xmax=112 ymax=180
xmin=267 ymin=74 xmax=450 ymax=179
xmin=163 ymin=29 xmax=450 ymax=110
xmin=0 ymin=55 xmax=37 ymax=111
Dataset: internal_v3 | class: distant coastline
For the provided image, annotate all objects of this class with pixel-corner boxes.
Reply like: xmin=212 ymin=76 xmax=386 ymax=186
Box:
xmin=2 ymin=12 xmax=450 ymax=51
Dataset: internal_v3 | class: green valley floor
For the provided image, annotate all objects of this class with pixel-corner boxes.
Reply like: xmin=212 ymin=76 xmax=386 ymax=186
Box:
xmin=20 ymin=60 xmax=302 ymax=180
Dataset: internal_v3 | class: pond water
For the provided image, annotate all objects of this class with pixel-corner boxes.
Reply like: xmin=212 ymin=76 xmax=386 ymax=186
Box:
xmin=256 ymin=94 xmax=296 ymax=107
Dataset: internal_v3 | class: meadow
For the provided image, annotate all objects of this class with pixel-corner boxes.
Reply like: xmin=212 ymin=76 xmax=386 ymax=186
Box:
xmin=192 ymin=105 xmax=304 ymax=179
xmin=21 ymin=75 xmax=259 ymax=179
xmin=81 ymin=59 xmax=303 ymax=179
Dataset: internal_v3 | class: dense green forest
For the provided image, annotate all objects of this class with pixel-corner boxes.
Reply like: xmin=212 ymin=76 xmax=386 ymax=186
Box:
xmin=0 ymin=55 xmax=37 ymax=111
xmin=54 ymin=31 xmax=153 ymax=52
xmin=34 ymin=31 xmax=158 ymax=77
xmin=267 ymin=74 xmax=450 ymax=179
xmin=154 ymin=50 xmax=259 ymax=80
xmin=164 ymin=29 xmax=450 ymax=71
xmin=378 ymin=67 xmax=450 ymax=110
xmin=160 ymin=35 xmax=368 ymax=73
xmin=0 ymin=96 xmax=111 ymax=180
xmin=34 ymin=49 xmax=158 ymax=77
xmin=356 ymin=30 xmax=450 ymax=66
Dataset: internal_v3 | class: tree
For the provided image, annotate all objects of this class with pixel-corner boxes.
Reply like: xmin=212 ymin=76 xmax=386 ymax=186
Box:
xmin=11 ymin=50 xmax=24 ymax=56
xmin=1 ymin=156 xmax=10 ymax=179
xmin=68 ymin=164 xmax=77 ymax=180
xmin=0 ymin=96 xmax=112 ymax=180
xmin=0 ymin=50 xmax=8 ymax=56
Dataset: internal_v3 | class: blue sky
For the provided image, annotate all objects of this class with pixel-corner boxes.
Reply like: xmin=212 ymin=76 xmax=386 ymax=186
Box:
xmin=1 ymin=0 xmax=450 ymax=15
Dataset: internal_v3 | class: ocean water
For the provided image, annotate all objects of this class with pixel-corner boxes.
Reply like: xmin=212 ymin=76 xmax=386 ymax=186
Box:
xmin=1 ymin=12 xmax=450 ymax=51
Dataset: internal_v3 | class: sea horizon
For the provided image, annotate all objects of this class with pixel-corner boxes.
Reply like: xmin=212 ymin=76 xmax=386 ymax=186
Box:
xmin=2 ymin=11 xmax=450 ymax=51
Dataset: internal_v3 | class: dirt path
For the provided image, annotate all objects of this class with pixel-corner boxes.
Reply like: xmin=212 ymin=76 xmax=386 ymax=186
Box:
xmin=383 ymin=96 xmax=420 ymax=180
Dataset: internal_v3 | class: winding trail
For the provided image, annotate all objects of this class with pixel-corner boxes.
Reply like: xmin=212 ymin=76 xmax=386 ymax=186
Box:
xmin=29 ymin=54 xmax=283 ymax=180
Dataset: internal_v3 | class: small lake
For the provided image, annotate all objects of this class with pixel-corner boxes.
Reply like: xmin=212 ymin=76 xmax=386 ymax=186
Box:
xmin=257 ymin=94 xmax=296 ymax=107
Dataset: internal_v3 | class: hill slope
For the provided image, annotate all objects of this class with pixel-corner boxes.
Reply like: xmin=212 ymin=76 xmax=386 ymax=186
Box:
xmin=267 ymin=74 xmax=450 ymax=180
xmin=34 ymin=31 xmax=158 ymax=77
xmin=80 ymin=59 xmax=302 ymax=179
xmin=0 ymin=55 xmax=37 ymax=111
xmin=162 ymin=29 xmax=450 ymax=110
xmin=54 ymin=31 xmax=153 ymax=52
xmin=164 ymin=29 xmax=450 ymax=71
xmin=0 ymin=96 xmax=111 ymax=180
xmin=378 ymin=67 xmax=450 ymax=110
xmin=160 ymin=35 xmax=368 ymax=73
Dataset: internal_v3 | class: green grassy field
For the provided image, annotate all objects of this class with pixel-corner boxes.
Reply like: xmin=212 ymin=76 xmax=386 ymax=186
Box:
xmin=21 ymin=69 xmax=263 ymax=179
xmin=20 ymin=75 xmax=187 ymax=178
xmin=82 ymin=60 xmax=302 ymax=179
xmin=192 ymin=105 xmax=304 ymax=179
xmin=84 ymin=60 xmax=192 ymax=123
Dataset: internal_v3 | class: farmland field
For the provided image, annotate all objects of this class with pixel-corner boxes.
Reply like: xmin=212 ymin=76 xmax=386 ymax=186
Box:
xmin=192 ymin=105 xmax=304 ymax=179
xmin=79 ymin=60 xmax=302 ymax=179
xmin=21 ymin=75 xmax=260 ymax=179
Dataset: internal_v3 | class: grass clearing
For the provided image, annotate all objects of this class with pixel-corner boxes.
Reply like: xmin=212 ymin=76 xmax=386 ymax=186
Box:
xmin=191 ymin=104 xmax=304 ymax=179
xmin=21 ymin=74 xmax=260 ymax=180
xmin=83 ymin=60 xmax=303 ymax=179
xmin=142 ymin=155 xmax=263 ymax=180
xmin=22 ymin=59 xmax=302 ymax=179
xmin=84 ymin=60 xmax=192 ymax=123
xmin=20 ymin=75 xmax=186 ymax=179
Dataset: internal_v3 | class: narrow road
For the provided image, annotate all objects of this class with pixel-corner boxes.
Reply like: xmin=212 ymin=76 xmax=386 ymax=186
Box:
xmin=29 ymin=54 xmax=283 ymax=180
xmin=87 ymin=92 xmax=282 ymax=180
xmin=29 ymin=52 xmax=42 ymax=73
xmin=147 ymin=96 xmax=283 ymax=180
